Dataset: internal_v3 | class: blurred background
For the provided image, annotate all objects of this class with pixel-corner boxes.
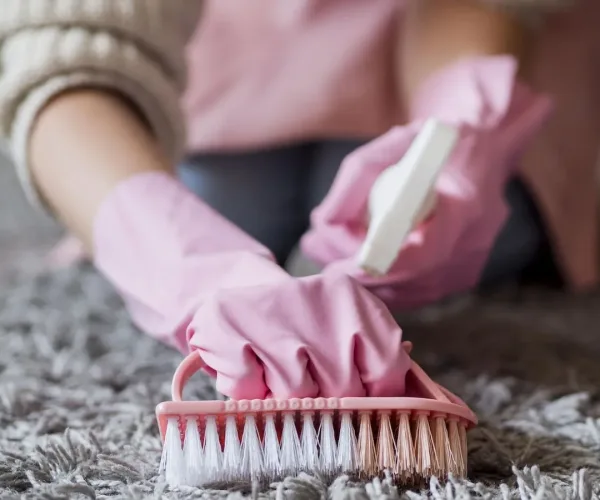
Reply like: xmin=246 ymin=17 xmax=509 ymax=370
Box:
xmin=0 ymin=152 xmax=61 ymax=277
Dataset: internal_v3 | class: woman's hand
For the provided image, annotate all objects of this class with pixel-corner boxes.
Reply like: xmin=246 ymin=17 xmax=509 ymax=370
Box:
xmin=301 ymin=56 xmax=552 ymax=310
xmin=187 ymin=273 xmax=411 ymax=400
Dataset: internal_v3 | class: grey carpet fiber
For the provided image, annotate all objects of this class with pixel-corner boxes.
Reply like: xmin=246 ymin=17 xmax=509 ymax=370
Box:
xmin=2 ymin=261 xmax=600 ymax=499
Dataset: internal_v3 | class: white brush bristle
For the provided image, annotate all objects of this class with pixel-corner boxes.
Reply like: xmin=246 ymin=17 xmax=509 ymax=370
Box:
xmin=301 ymin=413 xmax=319 ymax=471
xmin=262 ymin=413 xmax=281 ymax=477
xmin=203 ymin=416 xmax=222 ymax=482
xmin=241 ymin=414 xmax=264 ymax=480
xmin=161 ymin=417 xmax=186 ymax=486
xmin=222 ymin=415 xmax=241 ymax=481
xmin=337 ymin=412 xmax=358 ymax=473
xmin=319 ymin=412 xmax=338 ymax=475
xmin=160 ymin=410 xmax=469 ymax=487
xmin=183 ymin=417 xmax=203 ymax=486
xmin=280 ymin=412 xmax=303 ymax=476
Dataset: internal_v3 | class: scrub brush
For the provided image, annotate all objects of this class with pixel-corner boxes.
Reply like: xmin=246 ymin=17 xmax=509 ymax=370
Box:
xmin=156 ymin=342 xmax=477 ymax=487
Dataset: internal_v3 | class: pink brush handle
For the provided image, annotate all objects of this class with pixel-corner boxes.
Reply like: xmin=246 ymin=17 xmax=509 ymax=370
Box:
xmin=171 ymin=341 xmax=452 ymax=405
xmin=171 ymin=350 xmax=206 ymax=402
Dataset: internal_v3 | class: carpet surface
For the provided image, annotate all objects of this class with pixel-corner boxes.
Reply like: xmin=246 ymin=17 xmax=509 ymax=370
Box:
xmin=1 ymin=260 xmax=600 ymax=499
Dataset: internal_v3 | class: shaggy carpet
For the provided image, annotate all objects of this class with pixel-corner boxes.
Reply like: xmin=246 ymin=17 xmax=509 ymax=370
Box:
xmin=1 ymin=261 xmax=600 ymax=499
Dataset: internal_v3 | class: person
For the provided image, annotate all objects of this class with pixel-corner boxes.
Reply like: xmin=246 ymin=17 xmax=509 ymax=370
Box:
xmin=0 ymin=0 xmax=596 ymax=400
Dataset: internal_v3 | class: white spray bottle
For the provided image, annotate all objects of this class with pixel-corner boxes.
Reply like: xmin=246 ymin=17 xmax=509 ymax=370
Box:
xmin=356 ymin=119 xmax=459 ymax=276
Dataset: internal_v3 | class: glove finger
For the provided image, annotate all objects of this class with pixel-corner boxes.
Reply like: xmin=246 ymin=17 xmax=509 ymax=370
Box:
xmin=187 ymin=298 xmax=270 ymax=400
xmin=200 ymin=344 xmax=269 ymax=400
xmin=305 ymin=345 xmax=367 ymax=398
xmin=313 ymin=125 xmax=419 ymax=226
xmin=254 ymin=342 xmax=321 ymax=399
xmin=237 ymin=277 xmax=365 ymax=398
xmin=315 ymin=274 xmax=410 ymax=397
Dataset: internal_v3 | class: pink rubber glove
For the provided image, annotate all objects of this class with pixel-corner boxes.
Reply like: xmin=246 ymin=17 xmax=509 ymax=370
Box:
xmin=301 ymin=56 xmax=553 ymax=309
xmin=93 ymin=172 xmax=410 ymax=398
xmin=93 ymin=171 xmax=287 ymax=353
xmin=45 ymin=235 xmax=87 ymax=269
xmin=187 ymin=273 xmax=410 ymax=400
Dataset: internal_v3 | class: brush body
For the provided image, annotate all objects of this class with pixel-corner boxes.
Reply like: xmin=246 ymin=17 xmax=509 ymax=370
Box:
xmin=157 ymin=396 xmax=474 ymax=487
xmin=156 ymin=345 xmax=477 ymax=487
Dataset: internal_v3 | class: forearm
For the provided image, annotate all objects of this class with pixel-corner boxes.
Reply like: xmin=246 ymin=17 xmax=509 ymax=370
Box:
xmin=0 ymin=0 xmax=202 ymax=245
xmin=400 ymin=0 xmax=531 ymax=101
xmin=30 ymin=90 xmax=173 ymax=253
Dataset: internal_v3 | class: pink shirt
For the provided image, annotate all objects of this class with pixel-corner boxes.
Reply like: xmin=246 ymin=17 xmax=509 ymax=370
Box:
xmin=182 ymin=0 xmax=600 ymax=291
xmin=183 ymin=0 xmax=404 ymax=152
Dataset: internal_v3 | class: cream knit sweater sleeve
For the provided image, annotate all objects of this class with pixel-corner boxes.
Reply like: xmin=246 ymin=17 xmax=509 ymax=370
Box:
xmin=0 ymin=0 xmax=202 ymax=208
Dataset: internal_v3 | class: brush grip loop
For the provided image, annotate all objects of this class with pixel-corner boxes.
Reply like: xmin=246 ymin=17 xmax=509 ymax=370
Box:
xmin=171 ymin=350 xmax=206 ymax=402
xmin=409 ymin=361 xmax=451 ymax=403
xmin=401 ymin=340 xmax=451 ymax=403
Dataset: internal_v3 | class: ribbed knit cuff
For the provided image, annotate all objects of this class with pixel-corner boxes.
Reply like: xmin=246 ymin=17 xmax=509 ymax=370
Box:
xmin=1 ymin=28 xmax=185 ymax=214
xmin=10 ymin=72 xmax=185 ymax=213
xmin=0 ymin=0 xmax=202 ymax=215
